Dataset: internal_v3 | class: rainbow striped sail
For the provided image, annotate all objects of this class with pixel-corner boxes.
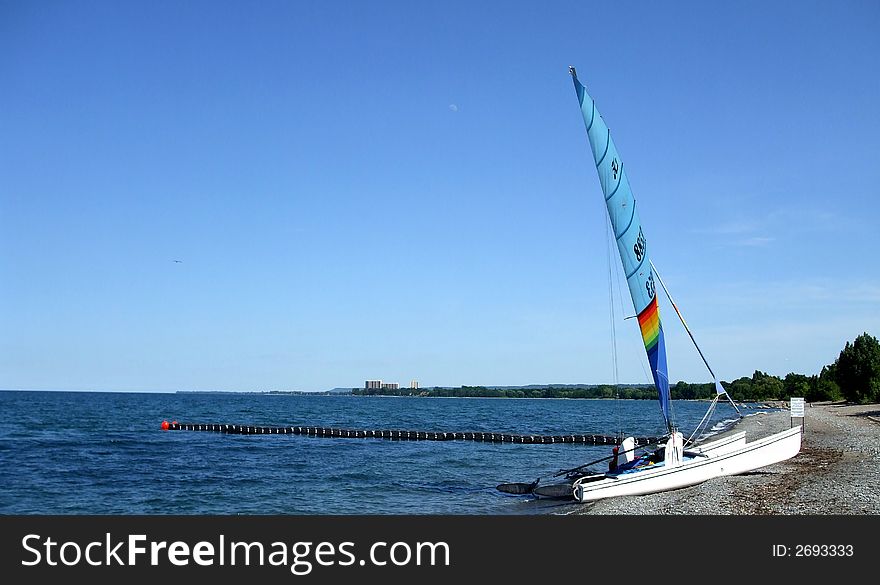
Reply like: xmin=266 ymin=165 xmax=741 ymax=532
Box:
xmin=570 ymin=67 xmax=671 ymax=431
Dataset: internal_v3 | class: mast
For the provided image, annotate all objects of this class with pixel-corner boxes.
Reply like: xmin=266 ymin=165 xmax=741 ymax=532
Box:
xmin=570 ymin=66 xmax=673 ymax=434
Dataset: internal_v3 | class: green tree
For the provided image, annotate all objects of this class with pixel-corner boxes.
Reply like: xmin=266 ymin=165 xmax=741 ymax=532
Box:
xmin=598 ymin=385 xmax=615 ymax=399
xmin=807 ymin=364 xmax=842 ymax=402
xmin=727 ymin=376 xmax=754 ymax=401
xmin=672 ymin=381 xmax=693 ymax=400
xmin=782 ymin=373 xmax=811 ymax=401
xmin=835 ymin=332 xmax=880 ymax=403
xmin=750 ymin=370 xmax=784 ymax=400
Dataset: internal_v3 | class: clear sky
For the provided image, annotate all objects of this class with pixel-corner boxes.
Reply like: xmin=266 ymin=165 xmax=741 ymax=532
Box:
xmin=2 ymin=0 xmax=878 ymax=392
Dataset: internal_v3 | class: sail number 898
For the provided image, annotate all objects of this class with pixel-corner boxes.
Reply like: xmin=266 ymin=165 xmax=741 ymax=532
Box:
xmin=633 ymin=229 xmax=654 ymax=299
xmin=633 ymin=229 xmax=646 ymax=262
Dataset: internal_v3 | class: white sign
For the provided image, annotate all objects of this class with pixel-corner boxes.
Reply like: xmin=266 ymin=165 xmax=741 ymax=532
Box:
xmin=790 ymin=397 xmax=805 ymax=418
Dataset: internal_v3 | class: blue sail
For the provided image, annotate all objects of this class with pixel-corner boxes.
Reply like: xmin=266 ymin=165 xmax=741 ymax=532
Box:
xmin=570 ymin=67 xmax=671 ymax=431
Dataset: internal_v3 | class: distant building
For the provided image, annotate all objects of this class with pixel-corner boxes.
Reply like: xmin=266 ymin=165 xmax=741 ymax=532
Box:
xmin=410 ymin=380 xmax=419 ymax=389
xmin=365 ymin=380 xmax=401 ymax=390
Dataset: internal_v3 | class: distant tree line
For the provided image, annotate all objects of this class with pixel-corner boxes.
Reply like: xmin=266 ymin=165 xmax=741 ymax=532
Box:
xmin=352 ymin=332 xmax=880 ymax=403
xmin=353 ymin=384 xmax=661 ymax=399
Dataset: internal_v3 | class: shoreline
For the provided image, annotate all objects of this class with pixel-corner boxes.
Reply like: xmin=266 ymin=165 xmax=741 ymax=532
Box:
xmin=566 ymin=402 xmax=880 ymax=515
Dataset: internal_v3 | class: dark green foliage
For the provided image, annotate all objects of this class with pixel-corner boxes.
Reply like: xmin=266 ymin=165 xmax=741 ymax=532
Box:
xmin=350 ymin=333 xmax=878 ymax=404
xmin=750 ymin=370 xmax=784 ymax=401
xmin=782 ymin=373 xmax=811 ymax=401
xmin=807 ymin=364 xmax=842 ymax=402
xmin=834 ymin=332 xmax=880 ymax=403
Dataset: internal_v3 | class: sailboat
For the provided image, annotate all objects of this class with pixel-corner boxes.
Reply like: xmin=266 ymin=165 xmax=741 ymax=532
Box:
xmin=566 ymin=66 xmax=802 ymax=503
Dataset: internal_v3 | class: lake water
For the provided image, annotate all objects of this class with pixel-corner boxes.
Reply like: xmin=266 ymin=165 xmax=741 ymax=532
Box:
xmin=0 ymin=391 xmax=741 ymax=514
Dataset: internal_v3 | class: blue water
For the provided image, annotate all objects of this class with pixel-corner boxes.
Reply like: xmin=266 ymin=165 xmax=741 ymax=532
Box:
xmin=0 ymin=391 xmax=741 ymax=514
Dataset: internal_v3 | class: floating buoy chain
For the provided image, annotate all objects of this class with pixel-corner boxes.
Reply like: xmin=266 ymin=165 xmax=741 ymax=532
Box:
xmin=160 ymin=420 xmax=660 ymax=445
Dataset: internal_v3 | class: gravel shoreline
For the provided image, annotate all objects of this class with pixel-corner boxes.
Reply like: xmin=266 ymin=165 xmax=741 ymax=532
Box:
xmin=566 ymin=402 xmax=880 ymax=515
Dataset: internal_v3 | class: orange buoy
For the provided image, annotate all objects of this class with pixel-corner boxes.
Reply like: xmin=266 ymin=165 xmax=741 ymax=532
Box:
xmin=161 ymin=420 xmax=169 ymax=430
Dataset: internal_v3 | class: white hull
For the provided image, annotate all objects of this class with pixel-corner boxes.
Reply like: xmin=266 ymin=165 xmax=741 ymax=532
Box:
xmin=686 ymin=430 xmax=746 ymax=456
xmin=572 ymin=425 xmax=802 ymax=502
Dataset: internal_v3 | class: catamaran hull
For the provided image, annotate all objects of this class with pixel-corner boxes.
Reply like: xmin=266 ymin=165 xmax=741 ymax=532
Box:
xmin=572 ymin=425 xmax=802 ymax=502
xmin=687 ymin=430 xmax=746 ymax=456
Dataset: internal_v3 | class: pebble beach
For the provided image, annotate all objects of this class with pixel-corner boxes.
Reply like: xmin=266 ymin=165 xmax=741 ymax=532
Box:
xmin=574 ymin=402 xmax=880 ymax=515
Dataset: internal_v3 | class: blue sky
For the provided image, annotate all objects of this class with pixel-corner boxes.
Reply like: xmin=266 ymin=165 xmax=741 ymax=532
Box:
xmin=2 ymin=0 xmax=878 ymax=392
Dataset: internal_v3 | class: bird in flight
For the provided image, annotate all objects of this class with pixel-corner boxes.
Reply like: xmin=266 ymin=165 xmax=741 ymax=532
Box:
xmin=173 ymin=260 xmax=183 ymax=263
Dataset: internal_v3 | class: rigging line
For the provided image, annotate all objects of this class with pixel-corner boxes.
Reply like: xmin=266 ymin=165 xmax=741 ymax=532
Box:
xmin=611 ymin=218 xmax=643 ymax=434
xmin=649 ymin=260 xmax=742 ymax=418
xmin=605 ymin=216 xmax=615 ymax=387
xmin=608 ymin=214 xmax=651 ymax=425
xmin=699 ymin=402 xmax=718 ymax=443
xmin=609 ymin=222 xmax=631 ymax=342
xmin=686 ymin=395 xmax=720 ymax=445
xmin=604 ymin=207 xmax=621 ymax=435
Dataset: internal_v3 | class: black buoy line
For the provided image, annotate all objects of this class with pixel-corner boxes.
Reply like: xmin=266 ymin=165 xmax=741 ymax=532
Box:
xmin=160 ymin=420 xmax=661 ymax=446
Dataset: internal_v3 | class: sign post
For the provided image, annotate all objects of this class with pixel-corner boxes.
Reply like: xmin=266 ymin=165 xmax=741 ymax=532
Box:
xmin=790 ymin=397 xmax=805 ymax=429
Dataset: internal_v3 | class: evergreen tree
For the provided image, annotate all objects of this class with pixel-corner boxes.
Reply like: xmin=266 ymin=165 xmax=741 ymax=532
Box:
xmin=807 ymin=364 xmax=842 ymax=402
xmin=835 ymin=332 xmax=880 ymax=403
